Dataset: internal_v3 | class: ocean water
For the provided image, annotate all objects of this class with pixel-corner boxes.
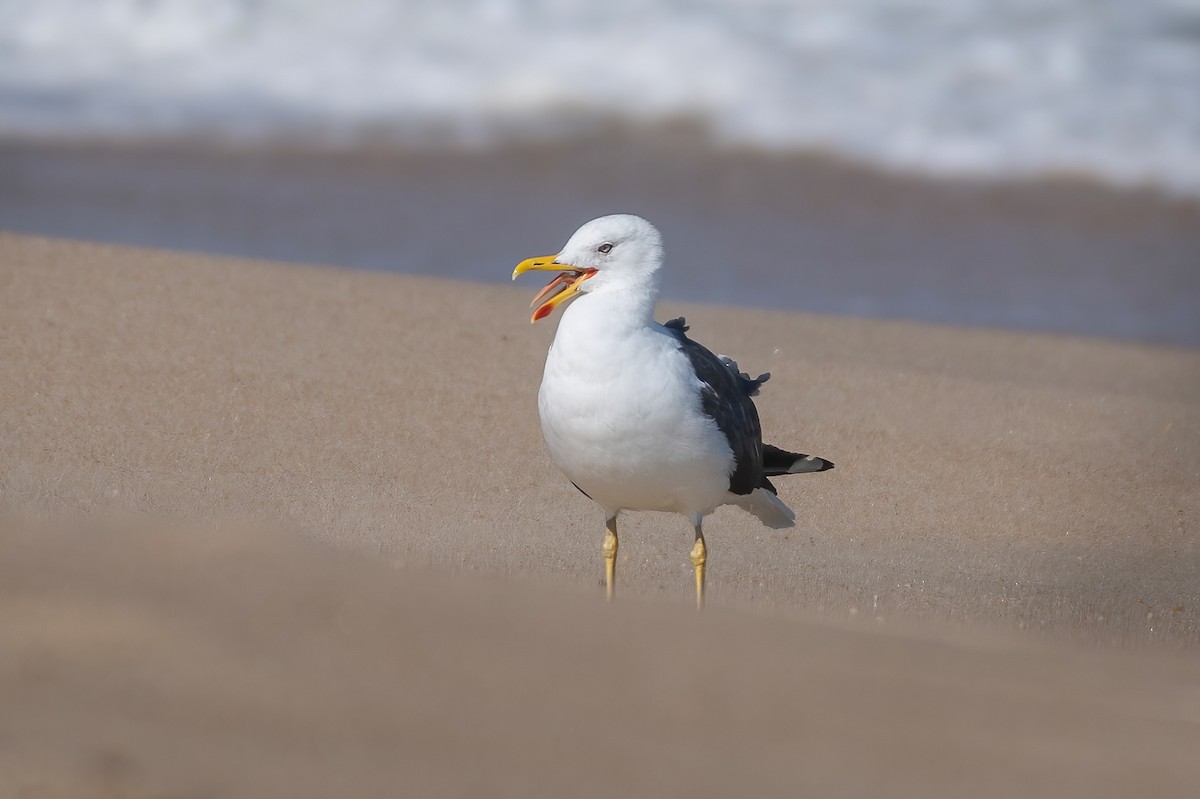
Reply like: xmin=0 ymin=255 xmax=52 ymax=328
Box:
xmin=2 ymin=0 xmax=1199 ymax=196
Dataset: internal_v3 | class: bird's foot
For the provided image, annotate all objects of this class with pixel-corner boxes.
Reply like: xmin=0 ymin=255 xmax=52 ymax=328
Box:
xmin=689 ymin=535 xmax=706 ymax=610
xmin=602 ymin=519 xmax=618 ymax=602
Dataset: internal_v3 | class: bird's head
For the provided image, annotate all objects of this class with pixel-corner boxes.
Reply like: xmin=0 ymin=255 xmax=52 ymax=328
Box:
xmin=512 ymin=214 xmax=664 ymax=323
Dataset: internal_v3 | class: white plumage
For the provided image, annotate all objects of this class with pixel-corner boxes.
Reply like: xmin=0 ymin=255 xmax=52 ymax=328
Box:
xmin=539 ymin=290 xmax=735 ymax=519
xmin=514 ymin=214 xmax=832 ymax=605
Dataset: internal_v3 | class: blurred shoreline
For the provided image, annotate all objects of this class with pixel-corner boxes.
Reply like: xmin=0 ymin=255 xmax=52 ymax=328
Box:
xmin=2 ymin=133 xmax=1199 ymax=348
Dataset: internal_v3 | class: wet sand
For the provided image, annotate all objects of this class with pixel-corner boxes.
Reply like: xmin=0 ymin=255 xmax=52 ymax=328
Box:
xmin=2 ymin=230 xmax=1199 ymax=795
xmin=2 ymin=136 xmax=1199 ymax=346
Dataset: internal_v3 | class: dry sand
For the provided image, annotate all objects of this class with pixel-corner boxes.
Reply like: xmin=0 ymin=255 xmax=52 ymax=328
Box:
xmin=2 ymin=232 xmax=1200 ymax=795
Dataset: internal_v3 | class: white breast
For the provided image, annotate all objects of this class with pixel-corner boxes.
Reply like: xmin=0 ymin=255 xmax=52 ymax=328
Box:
xmin=536 ymin=298 xmax=734 ymax=517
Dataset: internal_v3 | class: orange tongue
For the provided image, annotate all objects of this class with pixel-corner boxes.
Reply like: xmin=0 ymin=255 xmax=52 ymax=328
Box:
xmin=529 ymin=271 xmax=575 ymax=308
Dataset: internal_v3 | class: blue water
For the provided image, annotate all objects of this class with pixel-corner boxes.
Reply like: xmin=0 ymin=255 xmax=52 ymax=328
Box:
xmin=2 ymin=143 xmax=1197 ymax=347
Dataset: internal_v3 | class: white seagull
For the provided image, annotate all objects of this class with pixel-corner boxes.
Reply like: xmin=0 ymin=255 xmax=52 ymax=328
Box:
xmin=513 ymin=214 xmax=833 ymax=607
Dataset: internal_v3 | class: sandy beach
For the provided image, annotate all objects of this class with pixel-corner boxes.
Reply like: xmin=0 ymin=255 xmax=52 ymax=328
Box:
xmin=3 ymin=231 xmax=1199 ymax=795
xmin=6 ymin=0 xmax=1200 ymax=790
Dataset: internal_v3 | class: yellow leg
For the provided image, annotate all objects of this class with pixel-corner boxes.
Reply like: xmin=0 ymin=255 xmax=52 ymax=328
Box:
xmin=690 ymin=528 xmax=707 ymax=610
xmin=602 ymin=516 xmax=618 ymax=601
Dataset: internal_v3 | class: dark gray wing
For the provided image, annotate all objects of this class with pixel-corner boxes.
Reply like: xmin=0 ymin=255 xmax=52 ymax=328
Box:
xmin=664 ymin=317 xmax=835 ymax=493
xmin=664 ymin=317 xmax=766 ymax=495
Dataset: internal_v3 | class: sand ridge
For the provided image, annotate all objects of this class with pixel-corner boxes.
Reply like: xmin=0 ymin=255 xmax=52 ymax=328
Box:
xmin=2 ymin=519 xmax=1198 ymax=798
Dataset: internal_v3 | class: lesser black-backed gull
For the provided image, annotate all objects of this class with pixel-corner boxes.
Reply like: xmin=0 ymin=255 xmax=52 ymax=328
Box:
xmin=513 ymin=214 xmax=833 ymax=607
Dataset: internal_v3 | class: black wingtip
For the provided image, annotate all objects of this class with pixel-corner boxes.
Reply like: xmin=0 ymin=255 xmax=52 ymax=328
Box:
xmin=762 ymin=444 xmax=835 ymax=476
xmin=792 ymin=455 xmax=834 ymax=473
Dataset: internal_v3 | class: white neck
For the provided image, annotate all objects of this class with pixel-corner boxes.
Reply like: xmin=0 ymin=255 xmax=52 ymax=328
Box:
xmin=571 ymin=274 xmax=660 ymax=328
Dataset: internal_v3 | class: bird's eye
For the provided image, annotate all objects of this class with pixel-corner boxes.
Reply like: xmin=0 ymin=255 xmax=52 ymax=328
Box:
xmin=597 ymin=242 xmax=613 ymax=254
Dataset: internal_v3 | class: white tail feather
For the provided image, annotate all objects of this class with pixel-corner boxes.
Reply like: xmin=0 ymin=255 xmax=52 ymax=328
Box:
xmin=732 ymin=488 xmax=796 ymax=529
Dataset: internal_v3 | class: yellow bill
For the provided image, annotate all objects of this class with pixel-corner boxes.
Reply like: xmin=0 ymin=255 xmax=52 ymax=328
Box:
xmin=512 ymin=255 xmax=597 ymax=323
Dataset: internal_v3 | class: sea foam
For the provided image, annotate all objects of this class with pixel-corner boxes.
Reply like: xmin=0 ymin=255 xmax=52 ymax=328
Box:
xmin=2 ymin=0 xmax=1198 ymax=195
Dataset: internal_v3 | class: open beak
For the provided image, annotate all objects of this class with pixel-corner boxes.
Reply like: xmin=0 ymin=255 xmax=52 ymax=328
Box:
xmin=512 ymin=255 xmax=597 ymax=323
